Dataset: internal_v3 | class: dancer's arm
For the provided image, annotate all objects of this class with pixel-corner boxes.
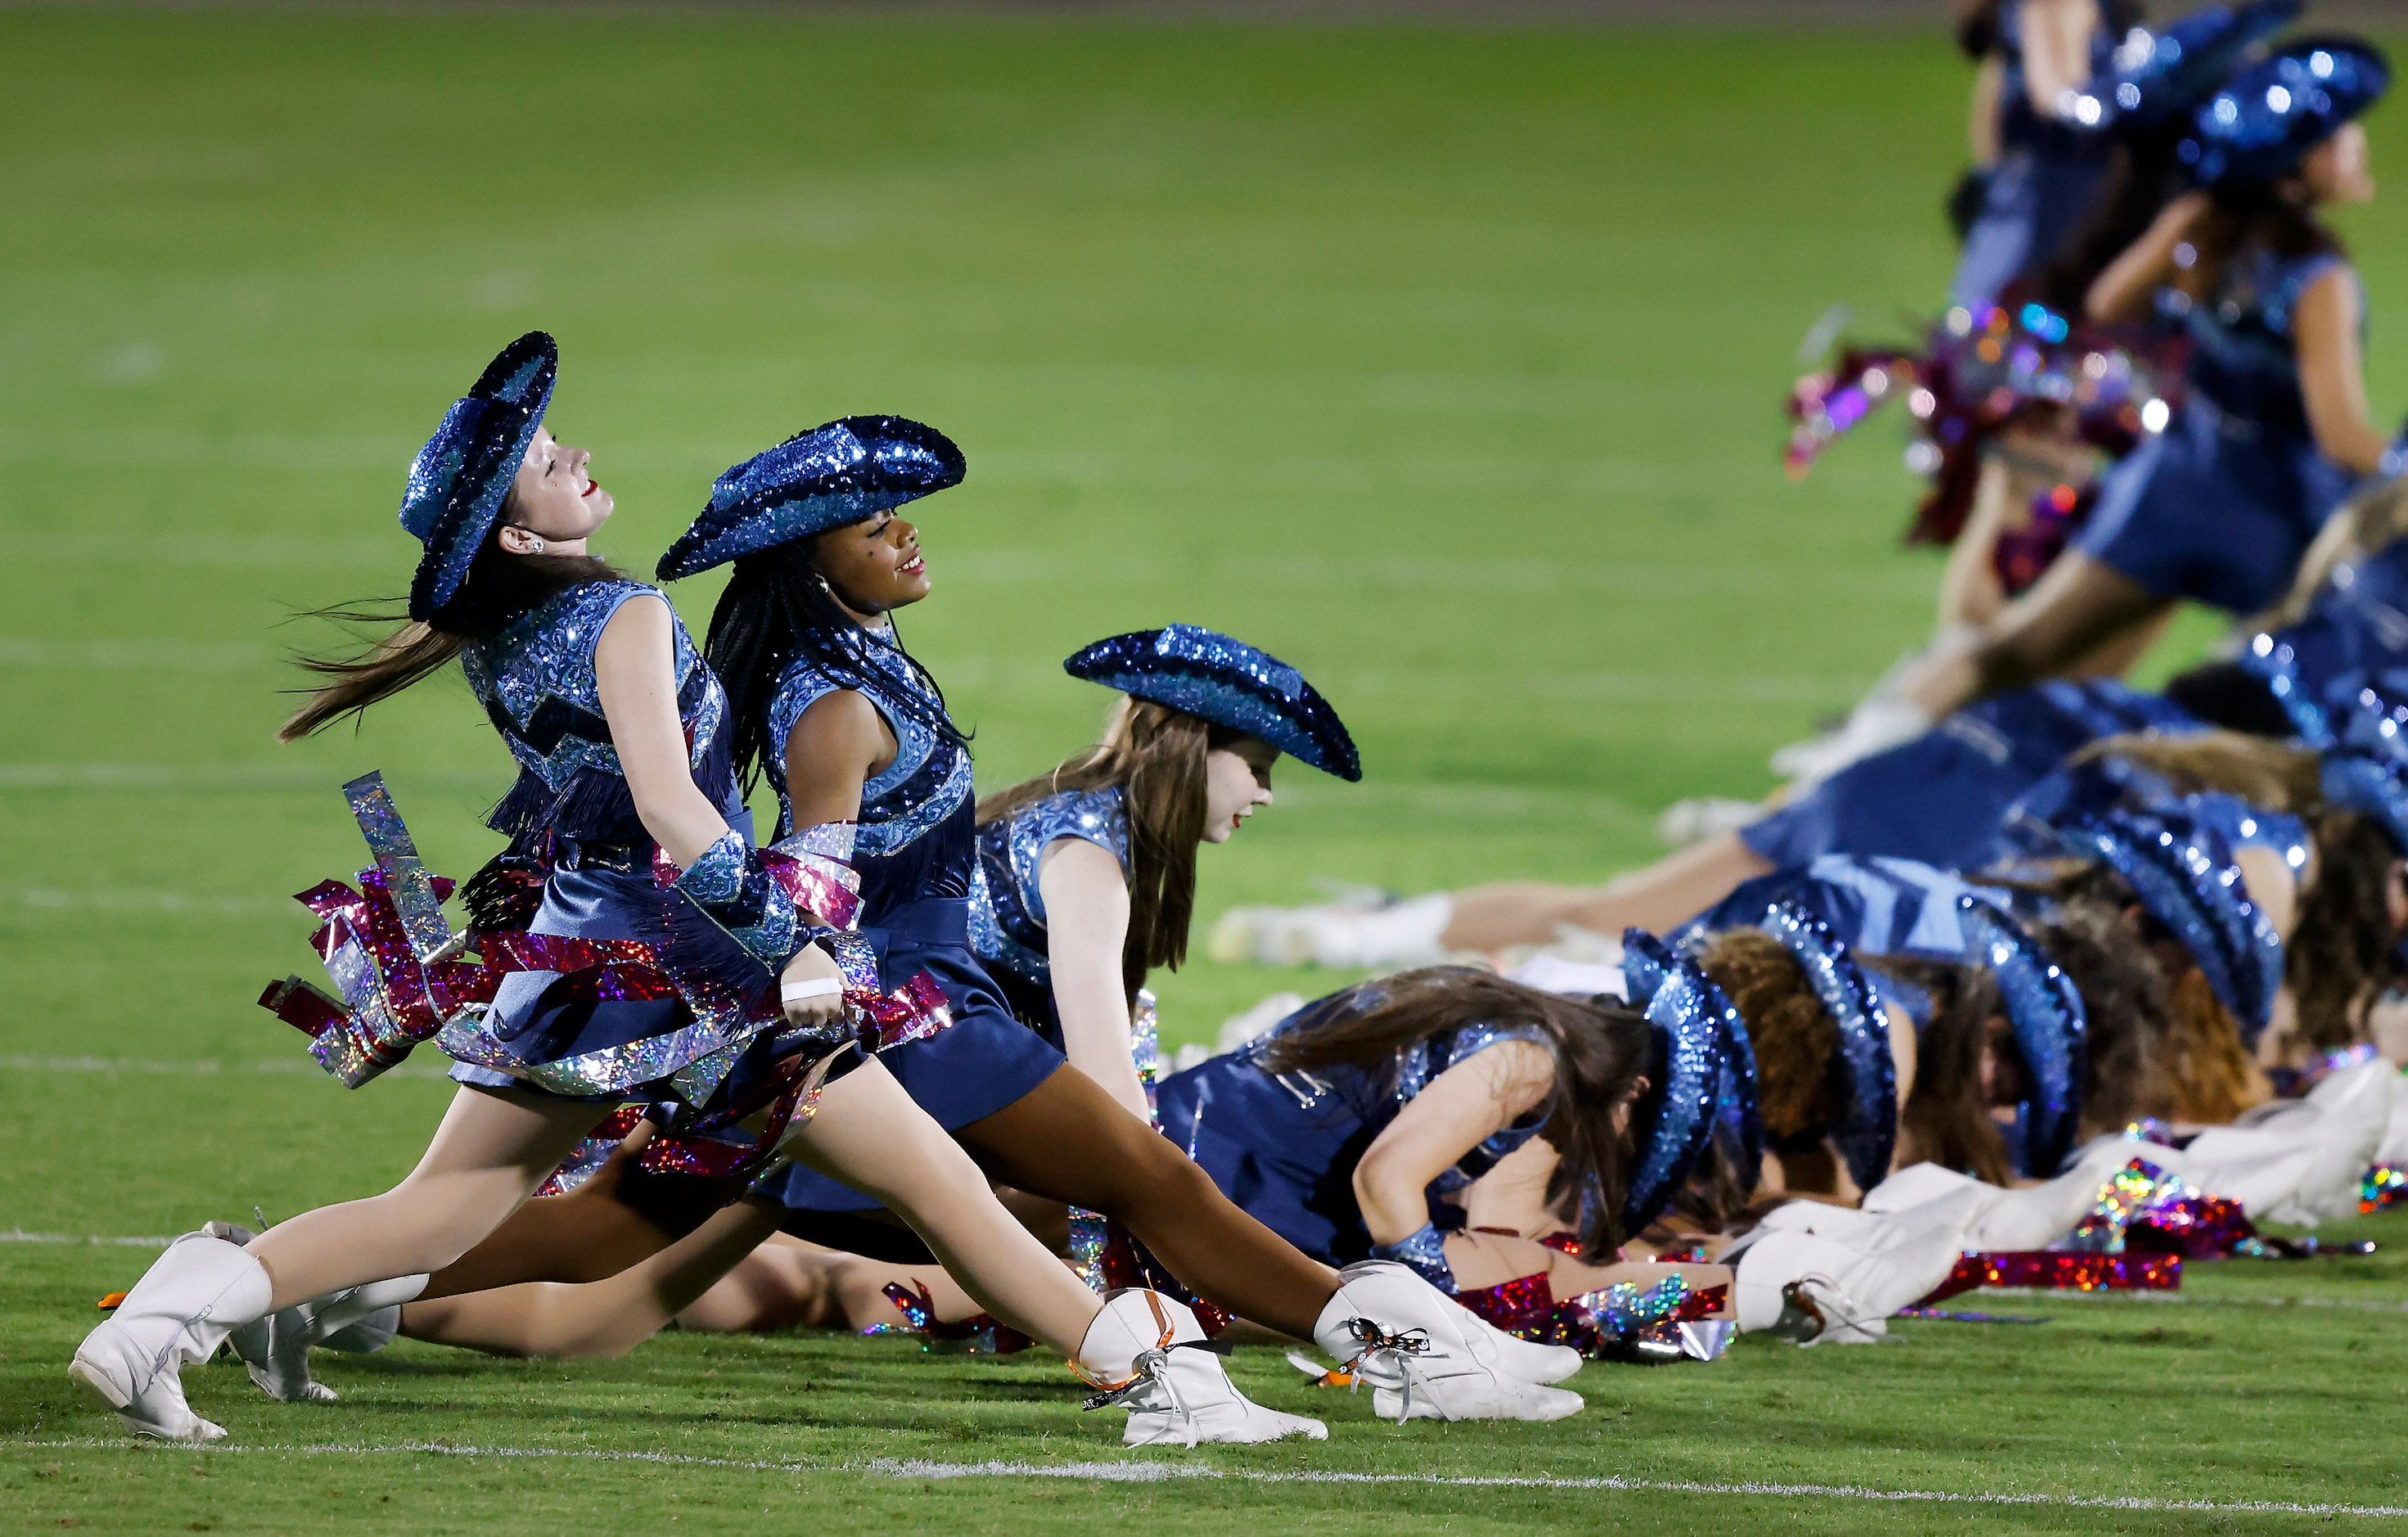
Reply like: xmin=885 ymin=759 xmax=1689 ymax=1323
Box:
xmin=2086 ymin=192 xmax=2208 ymax=322
xmin=1038 ymin=836 xmax=1153 ymax=1120
xmin=1352 ymin=1041 xmax=1553 ymax=1246
xmin=593 ymin=596 xmax=737 ymax=868
xmin=2016 ymin=0 xmax=2098 ymax=115
xmin=596 ymin=597 xmax=846 ymax=1025
xmin=2298 ymin=267 xmax=2388 ymax=476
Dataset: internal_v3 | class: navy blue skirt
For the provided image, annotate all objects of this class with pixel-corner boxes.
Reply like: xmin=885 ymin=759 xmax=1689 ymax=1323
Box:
xmin=763 ymin=898 xmax=1064 ymax=1215
xmin=1154 ymin=1052 xmax=1376 ymax=1268
xmin=2077 ymin=399 xmax=2352 ymax=615
xmin=1740 ymin=683 xmax=2198 ymax=872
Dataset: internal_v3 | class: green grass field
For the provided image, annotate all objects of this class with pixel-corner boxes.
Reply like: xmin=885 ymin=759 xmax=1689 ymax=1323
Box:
xmin=6 ymin=9 xmax=2408 ymax=1531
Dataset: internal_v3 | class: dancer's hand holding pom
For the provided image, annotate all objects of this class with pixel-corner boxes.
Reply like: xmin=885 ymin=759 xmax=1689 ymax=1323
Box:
xmin=780 ymin=942 xmax=848 ymax=1028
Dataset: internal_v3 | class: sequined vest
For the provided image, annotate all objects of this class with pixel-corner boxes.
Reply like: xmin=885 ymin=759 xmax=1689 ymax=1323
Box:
xmin=464 ymin=579 xmax=733 ymax=847
xmin=1245 ymin=994 xmax=1553 ymax=1194
xmin=766 ymin=629 xmax=974 ymax=923
xmin=2174 ymin=246 xmax=2355 ymax=436
xmin=967 ymin=786 xmax=1131 ymax=997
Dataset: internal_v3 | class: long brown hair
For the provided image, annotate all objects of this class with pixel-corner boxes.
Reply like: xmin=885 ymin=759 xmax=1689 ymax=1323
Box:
xmin=2035 ymin=868 xmax=2270 ymax=1123
xmin=279 ymin=526 xmax=621 ymax=741
xmin=2076 ymin=731 xmax=2407 ymax=1048
xmin=977 ymin=696 xmax=1234 ymax=1001
xmin=1259 ymin=967 xmax=1652 ymax=1255
xmin=1876 ymin=954 xmax=2018 ymax=1185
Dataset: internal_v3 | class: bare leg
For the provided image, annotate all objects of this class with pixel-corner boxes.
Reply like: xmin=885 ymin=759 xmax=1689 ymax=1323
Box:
xmin=399 ymin=1199 xmax=785 ymax=1359
xmin=415 ymin=1133 xmax=724 ymax=1300
xmin=956 ymin=1066 xmax=1340 ymax=1338
xmin=246 ymin=1086 xmax=611 ymax=1309
xmin=1899 ymin=552 xmax=2171 ymax=721
xmin=782 ymin=1058 xmax=1103 ymax=1356
xmin=675 ymin=1236 xmax=982 ymax=1335
xmin=1437 ymin=835 xmax=1774 ymax=953
xmin=404 ymin=1061 xmax=1102 ymax=1359
xmin=2065 ymin=604 xmax=2175 ymax=679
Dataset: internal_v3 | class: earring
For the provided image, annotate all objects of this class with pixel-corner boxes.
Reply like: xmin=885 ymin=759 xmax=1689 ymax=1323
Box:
xmin=525 ymin=534 xmax=547 ymax=555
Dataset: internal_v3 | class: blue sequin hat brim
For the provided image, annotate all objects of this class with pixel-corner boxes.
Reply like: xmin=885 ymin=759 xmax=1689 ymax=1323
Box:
xmin=1625 ymin=929 xmax=1763 ymax=1197
xmin=1615 ymin=930 xmax=1732 ymax=1234
xmin=1758 ymin=901 xmax=1898 ymax=1194
xmin=1063 ymin=624 xmax=1363 ymax=782
xmin=2077 ymin=0 xmax=2302 ymax=130
xmin=400 ymin=331 xmax=557 ymax=622
xmin=2316 ymin=674 xmax=2408 ymax=852
xmin=2050 ymin=810 xmax=2284 ymax=1039
xmin=656 ymin=416 xmax=966 ymax=582
xmin=2181 ymin=35 xmax=2389 ymax=185
xmin=1956 ymin=897 xmax=2087 ymax=1178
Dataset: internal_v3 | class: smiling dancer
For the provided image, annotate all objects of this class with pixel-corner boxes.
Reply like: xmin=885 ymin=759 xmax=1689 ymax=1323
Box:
xmin=256 ymin=421 xmax=1585 ymax=1427
xmin=74 ymin=340 xmax=1319 ymax=1448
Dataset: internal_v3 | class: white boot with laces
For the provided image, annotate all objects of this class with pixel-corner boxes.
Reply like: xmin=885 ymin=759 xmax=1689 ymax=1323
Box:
xmin=70 ymin=1232 xmax=273 ymax=1440
xmin=1076 ymin=1289 xmax=1325 ymax=1448
xmin=1313 ymin=1262 xmax=1585 ymax=1422
xmin=228 ymin=1273 xmax=426 ymax=1404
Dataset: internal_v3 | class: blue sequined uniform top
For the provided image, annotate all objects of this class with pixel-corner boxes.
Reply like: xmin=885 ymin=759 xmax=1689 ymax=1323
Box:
xmin=2176 ymin=247 xmax=2355 ymax=437
xmin=463 ymin=579 xmax=734 ymax=843
xmin=765 ymin=625 xmax=975 ymax=922
xmin=968 ymin=785 xmax=1131 ymax=1004
xmin=1152 ymin=990 xmax=1552 ymax=1267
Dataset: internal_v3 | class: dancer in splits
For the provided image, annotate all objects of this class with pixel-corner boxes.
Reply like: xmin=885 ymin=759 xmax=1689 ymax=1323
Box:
xmin=75 ymin=340 xmax=1313 ymax=1448
xmin=237 ymin=424 xmax=1583 ymax=1427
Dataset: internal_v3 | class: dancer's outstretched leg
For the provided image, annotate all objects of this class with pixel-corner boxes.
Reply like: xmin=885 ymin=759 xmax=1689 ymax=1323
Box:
xmin=74 ymin=1085 xmax=611 ymax=1440
xmin=954 ymin=1066 xmax=1337 ymax=1337
xmin=1221 ymin=832 xmax=1774 ymax=969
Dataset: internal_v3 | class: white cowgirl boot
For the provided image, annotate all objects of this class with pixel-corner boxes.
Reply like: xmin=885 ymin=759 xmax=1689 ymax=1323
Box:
xmin=1414 ymin=1281 xmax=1583 ymax=1386
xmin=228 ymin=1273 xmax=426 ymax=1404
xmin=1077 ymin=1290 xmax=1325 ymax=1449
xmin=1314 ymin=1262 xmax=1585 ymax=1423
xmin=70 ymin=1232 xmax=273 ymax=1440
xmin=1734 ymin=1226 xmax=1961 ymax=1345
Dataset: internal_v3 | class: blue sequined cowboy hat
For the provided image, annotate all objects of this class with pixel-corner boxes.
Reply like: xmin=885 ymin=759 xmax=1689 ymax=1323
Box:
xmin=2050 ymin=808 xmax=2284 ymax=1039
xmin=1955 ymin=898 xmax=2087 ymax=1177
xmin=1062 ymin=624 xmax=1362 ymax=782
xmin=656 ymin=416 xmax=966 ymax=582
xmin=1614 ymin=931 xmax=1733 ymax=1234
xmin=2313 ymin=674 xmax=2408 ymax=853
xmin=1757 ymin=901 xmax=1899 ymax=1195
xmin=399 ymin=331 xmax=557 ymax=621
xmin=2071 ymin=0 xmax=2302 ymax=131
xmin=1624 ymin=929 xmax=1762 ymax=1197
xmin=2182 ymin=35 xmax=2390 ymax=184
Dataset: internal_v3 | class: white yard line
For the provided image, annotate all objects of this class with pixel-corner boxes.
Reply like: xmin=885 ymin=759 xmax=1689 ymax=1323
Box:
xmin=7 ymin=1439 xmax=2406 ymax=1517
xmin=0 ymin=887 xmax=294 ymax=917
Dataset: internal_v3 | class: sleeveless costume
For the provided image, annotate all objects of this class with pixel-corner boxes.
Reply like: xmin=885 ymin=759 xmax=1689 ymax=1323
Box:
xmin=1153 ymin=995 xmax=1551 ymax=1270
xmin=2077 ymin=246 xmax=2362 ymax=612
xmin=758 ymin=629 xmax=1066 ymax=1219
